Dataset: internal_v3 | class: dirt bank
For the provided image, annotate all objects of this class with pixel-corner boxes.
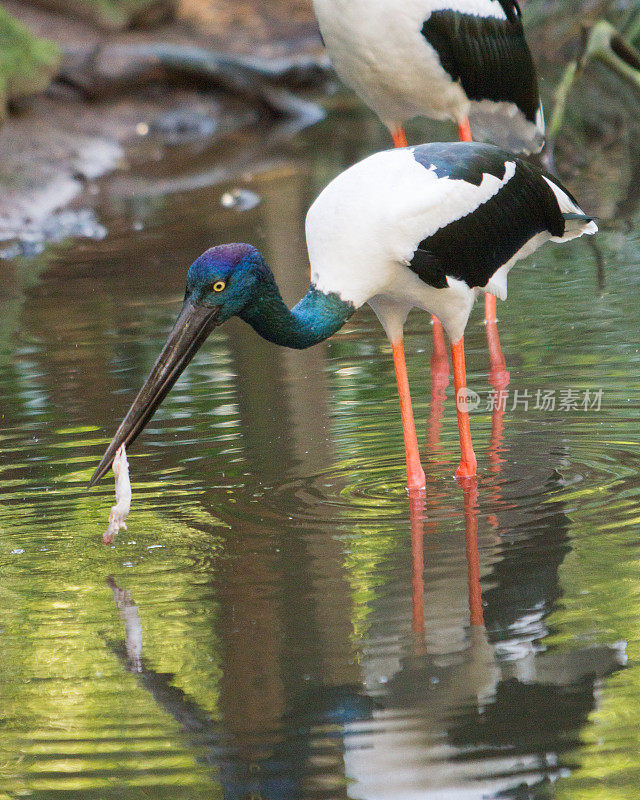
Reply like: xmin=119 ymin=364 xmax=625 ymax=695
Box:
xmin=2 ymin=0 xmax=639 ymax=251
xmin=0 ymin=0 xmax=327 ymax=251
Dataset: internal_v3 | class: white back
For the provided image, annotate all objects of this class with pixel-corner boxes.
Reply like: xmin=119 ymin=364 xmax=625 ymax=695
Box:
xmin=305 ymin=146 xmax=596 ymax=342
xmin=306 ymin=147 xmax=515 ymax=308
xmin=313 ymin=0 xmax=508 ymax=128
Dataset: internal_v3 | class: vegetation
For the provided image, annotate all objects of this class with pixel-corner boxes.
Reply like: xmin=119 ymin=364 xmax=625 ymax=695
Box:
xmin=0 ymin=7 xmax=59 ymax=122
xmin=26 ymin=0 xmax=177 ymax=29
xmin=548 ymin=8 xmax=640 ymax=147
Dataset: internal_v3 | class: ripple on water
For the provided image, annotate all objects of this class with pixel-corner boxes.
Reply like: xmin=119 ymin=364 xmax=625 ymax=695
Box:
xmin=1 ymin=127 xmax=640 ymax=800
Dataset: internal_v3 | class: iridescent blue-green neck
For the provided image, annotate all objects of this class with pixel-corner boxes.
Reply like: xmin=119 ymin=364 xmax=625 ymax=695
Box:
xmin=238 ymin=271 xmax=355 ymax=350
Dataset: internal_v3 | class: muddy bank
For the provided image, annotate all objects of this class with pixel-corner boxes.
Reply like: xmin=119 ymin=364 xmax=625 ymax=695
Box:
xmin=0 ymin=0 xmax=329 ymax=252
xmin=2 ymin=0 xmax=639 ymax=252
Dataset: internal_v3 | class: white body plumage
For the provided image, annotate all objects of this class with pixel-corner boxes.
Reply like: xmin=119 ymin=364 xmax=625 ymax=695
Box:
xmin=305 ymin=145 xmax=597 ymax=344
xmin=313 ymin=0 xmax=545 ymax=153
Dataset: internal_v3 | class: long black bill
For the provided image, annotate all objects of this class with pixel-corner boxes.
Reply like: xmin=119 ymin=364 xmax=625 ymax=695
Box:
xmin=88 ymin=300 xmax=220 ymax=487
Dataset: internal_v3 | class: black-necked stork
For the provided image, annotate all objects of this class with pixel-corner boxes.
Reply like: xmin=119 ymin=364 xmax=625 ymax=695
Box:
xmin=89 ymin=143 xmax=596 ymax=492
xmin=313 ymin=0 xmax=544 ymax=154
xmin=313 ymin=0 xmax=546 ymax=389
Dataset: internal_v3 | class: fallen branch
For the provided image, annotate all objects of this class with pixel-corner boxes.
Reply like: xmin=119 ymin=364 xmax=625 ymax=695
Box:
xmin=59 ymin=42 xmax=330 ymax=120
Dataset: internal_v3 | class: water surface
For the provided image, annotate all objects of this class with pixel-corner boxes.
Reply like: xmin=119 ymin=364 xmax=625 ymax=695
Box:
xmin=1 ymin=110 xmax=640 ymax=800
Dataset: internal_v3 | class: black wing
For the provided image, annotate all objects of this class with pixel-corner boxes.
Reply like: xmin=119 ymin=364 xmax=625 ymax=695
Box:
xmin=421 ymin=6 xmax=539 ymax=122
xmin=408 ymin=143 xmax=565 ymax=290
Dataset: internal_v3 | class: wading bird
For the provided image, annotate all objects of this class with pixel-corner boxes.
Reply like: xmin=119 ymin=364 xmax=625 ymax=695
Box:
xmin=89 ymin=142 xmax=596 ymax=491
xmin=312 ymin=0 xmax=546 ymax=365
xmin=313 ymin=0 xmax=545 ymax=153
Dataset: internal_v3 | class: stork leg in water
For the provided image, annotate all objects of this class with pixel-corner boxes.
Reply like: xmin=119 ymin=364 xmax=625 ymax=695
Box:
xmin=458 ymin=115 xmax=506 ymax=380
xmin=392 ymin=127 xmax=408 ymax=148
xmin=392 ymin=339 xmax=426 ymax=491
xmin=486 ymin=291 xmax=510 ymax=480
xmin=457 ymin=118 xmax=473 ymax=143
xmin=452 ymin=337 xmax=478 ymax=479
xmin=392 ymin=321 xmax=466 ymax=489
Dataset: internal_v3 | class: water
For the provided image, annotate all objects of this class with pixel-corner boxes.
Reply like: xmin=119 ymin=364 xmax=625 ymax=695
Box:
xmin=1 ymin=108 xmax=640 ymax=800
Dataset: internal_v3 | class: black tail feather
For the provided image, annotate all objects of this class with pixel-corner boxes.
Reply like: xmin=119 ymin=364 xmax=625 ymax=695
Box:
xmin=563 ymin=212 xmax=597 ymax=222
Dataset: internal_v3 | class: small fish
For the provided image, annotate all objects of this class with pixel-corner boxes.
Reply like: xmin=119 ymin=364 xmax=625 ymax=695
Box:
xmin=103 ymin=444 xmax=131 ymax=544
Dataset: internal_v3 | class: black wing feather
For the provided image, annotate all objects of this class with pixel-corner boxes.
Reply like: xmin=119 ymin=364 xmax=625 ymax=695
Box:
xmin=408 ymin=143 xmax=565 ymax=290
xmin=421 ymin=9 xmax=539 ymax=122
xmin=409 ymin=248 xmax=449 ymax=289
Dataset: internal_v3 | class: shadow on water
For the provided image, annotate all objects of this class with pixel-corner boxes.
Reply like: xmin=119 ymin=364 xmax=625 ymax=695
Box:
xmin=1 ymin=101 xmax=640 ymax=798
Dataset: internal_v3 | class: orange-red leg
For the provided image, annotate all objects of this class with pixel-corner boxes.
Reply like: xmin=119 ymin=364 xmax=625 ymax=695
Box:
xmin=428 ymin=316 xmax=449 ymax=452
xmin=484 ymin=294 xmax=508 ymax=380
xmin=457 ymin=117 xmax=473 ymax=142
xmin=485 ymin=293 xmax=510 ymax=487
xmin=451 ymin=117 xmax=488 ymax=478
xmin=392 ymin=127 xmax=408 ymax=148
xmin=392 ymin=339 xmax=426 ymax=491
xmin=451 ymin=337 xmax=478 ymax=479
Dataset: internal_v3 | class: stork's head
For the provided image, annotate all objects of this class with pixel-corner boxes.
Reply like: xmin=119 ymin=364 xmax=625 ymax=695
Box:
xmin=184 ymin=243 xmax=266 ymax=321
xmin=88 ymin=243 xmax=266 ymax=487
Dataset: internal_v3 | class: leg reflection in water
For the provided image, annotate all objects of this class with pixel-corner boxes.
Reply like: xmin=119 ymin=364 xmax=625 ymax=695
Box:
xmin=105 ymin=469 xmax=627 ymax=800
xmin=343 ymin=481 xmax=627 ymax=800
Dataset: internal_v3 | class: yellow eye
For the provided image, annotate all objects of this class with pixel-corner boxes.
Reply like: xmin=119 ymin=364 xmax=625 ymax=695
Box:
xmin=212 ymin=281 xmax=226 ymax=292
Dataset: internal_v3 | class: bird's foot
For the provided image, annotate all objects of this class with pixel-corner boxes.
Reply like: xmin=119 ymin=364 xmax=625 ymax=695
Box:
xmin=455 ymin=457 xmax=477 ymax=480
xmin=406 ymin=464 xmax=427 ymax=493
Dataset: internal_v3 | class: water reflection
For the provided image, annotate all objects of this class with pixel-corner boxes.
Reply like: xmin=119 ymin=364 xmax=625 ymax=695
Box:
xmin=344 ymin=482 xmax=625 ymax=800
xmin=1 ymin=104 xmax=640 ymax=798
xmin=108 ymin=577 xmax=142 ymax=672
xmin=106 ymin=467 xmax=626 ymax=800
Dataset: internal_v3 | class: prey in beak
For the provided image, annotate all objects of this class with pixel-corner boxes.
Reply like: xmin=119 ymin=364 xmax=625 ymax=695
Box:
xmin=88 ymin=299 xmax=220 ymax=487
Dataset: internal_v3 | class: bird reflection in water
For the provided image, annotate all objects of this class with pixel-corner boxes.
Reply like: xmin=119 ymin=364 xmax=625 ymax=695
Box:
xmin=106 ymin=465 xmax=626 ymax=800
xmin=345 ymin=476 xmax=627 ymax=800
xmin=101 ymin=228 xmax=622 ymax=797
